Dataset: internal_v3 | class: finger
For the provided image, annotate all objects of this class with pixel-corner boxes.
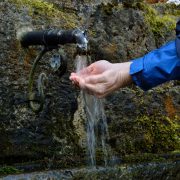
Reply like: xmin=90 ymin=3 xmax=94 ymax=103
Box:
xmin=96 ymin=91 xmax=109 ymax=98
xmin=83 ymin=83 xmax=104 ymax=96
xmin=71 ymin=81 xmax=78 ymax=87
xmin=74 ymin=83 xmax=80 ymax=89
xmin=71 ymin=79 xmax=79 ymax=86
xmin=73 ymin=76 xmax=86 ymax=90
xmin=70 ymin=76 xmax=80 ymax=86
xmin=69 ymin=75 xmax=77 ymax=82
xmin=77 ymin=65 xmax=94 ymax=76
xmin=84 ymin=74 xmax=105 ymax=84
xmin=96 ymin=84 xmax=118 ymax=98
xmin=70 ymin=72 xmax=77 ymax=77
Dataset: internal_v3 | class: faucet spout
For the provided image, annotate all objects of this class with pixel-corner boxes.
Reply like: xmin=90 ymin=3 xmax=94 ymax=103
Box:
xmin=20 ymin=29 xmax=88 ymax=52
xmin=73 ymin=29 xmax=88 ymax=54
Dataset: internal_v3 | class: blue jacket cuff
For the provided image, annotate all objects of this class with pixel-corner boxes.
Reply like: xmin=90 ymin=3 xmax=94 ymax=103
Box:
xmin=129 ymin=56 xmax=149 ymax=91
xmin=129 ymin=40 xmax=180 ymax=91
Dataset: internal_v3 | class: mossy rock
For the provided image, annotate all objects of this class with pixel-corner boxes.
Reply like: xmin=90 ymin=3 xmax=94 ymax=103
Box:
xmin=134 ymin=115 xmax=179 ymax=153
xmin=122 ymin=153 xmax=165 ymax=163
xmin=10 ymin=0 xmax=78 ymax=29
xmin=135 ymin=2 xmax=177 ymax=43
xmin=0 ymin=166 xmax=22 ymax=176
xmin=119 ymin=1 xmax=178 ymax=45
xmin=122 ymin=0 xmax=144 ymax=8
xmin=109 ymin=112 xmax=179 ymax=155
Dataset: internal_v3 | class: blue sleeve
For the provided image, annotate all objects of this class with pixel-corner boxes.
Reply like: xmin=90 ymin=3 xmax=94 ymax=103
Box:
xmin=129 ymin=40 xmax=180 ymax=91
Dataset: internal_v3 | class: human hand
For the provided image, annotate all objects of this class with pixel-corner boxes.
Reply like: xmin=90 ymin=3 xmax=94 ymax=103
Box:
xmin=70 ymin=60 xmax=132 ymax=98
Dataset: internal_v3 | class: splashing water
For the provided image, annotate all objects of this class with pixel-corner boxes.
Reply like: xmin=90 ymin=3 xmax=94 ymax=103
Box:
xmin=75 ymin=55 xmax=110 ymax=167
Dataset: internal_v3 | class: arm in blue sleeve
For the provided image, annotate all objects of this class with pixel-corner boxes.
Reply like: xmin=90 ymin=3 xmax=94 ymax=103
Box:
xmin=129 ymin=40 xmax=180 ymax=91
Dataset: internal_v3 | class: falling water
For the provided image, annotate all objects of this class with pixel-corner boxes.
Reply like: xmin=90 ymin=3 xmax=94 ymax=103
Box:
xmin=75 ymin=55 xmax=110 ymax=167
xmin=98 ymin=100 xmax=110 ymax=167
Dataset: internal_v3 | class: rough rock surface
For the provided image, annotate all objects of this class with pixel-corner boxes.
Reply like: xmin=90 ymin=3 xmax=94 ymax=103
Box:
xmin=0 ymin=0 xmax=179 ymax=170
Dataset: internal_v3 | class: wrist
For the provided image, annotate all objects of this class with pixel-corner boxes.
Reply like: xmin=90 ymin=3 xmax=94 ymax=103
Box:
xmin=124 ymin=62 xmax=133 ymax=86
xmin=113 ymin=62 xmax=133 ymax=88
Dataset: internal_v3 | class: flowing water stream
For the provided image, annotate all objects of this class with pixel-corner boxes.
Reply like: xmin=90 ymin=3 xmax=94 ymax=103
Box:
xmin=75 ymin=55 xmax=110 ymax=167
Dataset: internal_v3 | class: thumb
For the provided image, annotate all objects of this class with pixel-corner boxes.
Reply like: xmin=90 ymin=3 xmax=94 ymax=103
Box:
xmin=73 ymin=76 xmax=86 ymax=89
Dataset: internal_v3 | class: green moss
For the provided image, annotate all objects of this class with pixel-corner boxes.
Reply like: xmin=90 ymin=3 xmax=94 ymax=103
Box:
xmin=145 ymin=11 xmax=176 ymax=37
xmin=122 ymin=0 xmax=144 ymax=8
xmin=136 ymin=3 xmax=176 ymax=39
xmin=101 ymin=3 xmax=115 ymax=15
xmin=0 ymin=166 xmax=23 ymax=176
xmin=125 ymin=2 xmax=178 ymax=42
xmin=99 ymin=2 xmax=124 ymax=16
xmin=10 ymin=0 xmax=77 ymax=28
xmin=170 ymin=150 xmax=180 ymax=154
xmin=135 ymin=115 xmax=180 ymax=153
xmin=112 ymin=113 xmax=179 ymax=156
xmin=101 ymin=2 xmax=177 ymax=42
xmin=123 ymin=153 xmax=165 ymax=163
xmin=11 ymin=0 xmax=55 ymax=16
xmin=153 ymin=3 xmax=180 ymax=16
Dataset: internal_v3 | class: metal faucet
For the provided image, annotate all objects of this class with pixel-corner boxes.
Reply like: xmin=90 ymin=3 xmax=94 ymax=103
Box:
xmin=19 ymin=29 xmax=88 ymax=113
xmin=20 ymin=29 xmax=88 ymax=52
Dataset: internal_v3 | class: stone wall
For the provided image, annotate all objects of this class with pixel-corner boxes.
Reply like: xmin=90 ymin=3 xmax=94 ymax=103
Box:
xmin=0 ymin=0 xmax=179 ymax=169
